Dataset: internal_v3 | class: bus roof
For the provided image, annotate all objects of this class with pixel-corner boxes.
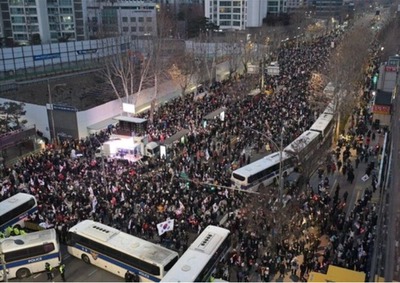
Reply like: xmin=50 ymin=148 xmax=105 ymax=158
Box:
xmin=232 ymin=151 xmax=289 ymax=178
xmin=284 ymin=130 xmax=320 ymax=154
xmin=69 ymin=220 xmax=178 ymax=266
xmin=309 ymin=113 xmax=334 ymax=133
xmin=163 ymin=129 xmax=190 ymax=145
xmin=0 ymin=193 xmax=36 ymax=216
xmin=161 ymin=226 xmax=230 ymax=282
xmin=0 ymin=229 xmax=56 ymax=252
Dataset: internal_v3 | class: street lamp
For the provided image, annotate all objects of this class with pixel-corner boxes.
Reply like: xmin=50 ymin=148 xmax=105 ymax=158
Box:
xmin=0 ymin=238 xmax=24 ymax=282
xmin=47 ymin=80 xmax=66 ymax=144
xmin=246 ymin=127 xmax=285 ymax=202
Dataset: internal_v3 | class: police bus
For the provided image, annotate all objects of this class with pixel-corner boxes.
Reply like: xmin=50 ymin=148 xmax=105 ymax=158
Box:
xmin=0 ymin=229 xmax=61 ymax=280
xmin=160 ymin=225 xmax=231 ymax=283
xmin=67 ymin=220 xmax=179 ymax=282
xmin=0 ymin=193 xmax=38 ymax=232
xmin=231 ymin=151 xmax=295 ymax=191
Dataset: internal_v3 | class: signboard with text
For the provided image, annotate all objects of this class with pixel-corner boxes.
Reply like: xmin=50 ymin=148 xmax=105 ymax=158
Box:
xmin=372 ymin=105 xmax=391 ymax=115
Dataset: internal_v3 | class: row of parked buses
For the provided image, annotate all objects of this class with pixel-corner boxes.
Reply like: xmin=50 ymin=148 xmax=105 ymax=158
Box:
xmin=231 ymin=101 xmax=336 ymax=191
xmin=0 ymin=192 xmax=230 ymax=282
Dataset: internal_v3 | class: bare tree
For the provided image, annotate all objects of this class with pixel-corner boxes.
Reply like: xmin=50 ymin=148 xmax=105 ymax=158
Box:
xmin=222 ymin=32 xmax=243 ymax=79
xmin=168 ymin=52 xmax=197 ymax=95
xmin=325 ymin=23 xmax=373 ymax=139
xmin=101 ymin=36 xmax=137 ymax=103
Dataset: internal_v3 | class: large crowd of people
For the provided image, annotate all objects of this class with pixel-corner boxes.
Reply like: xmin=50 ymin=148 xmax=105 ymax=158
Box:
xmin=0 ymin=28 xmax=382 ymax=282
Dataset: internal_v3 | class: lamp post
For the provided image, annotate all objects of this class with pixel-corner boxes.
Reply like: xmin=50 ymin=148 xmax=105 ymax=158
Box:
xmin=47 ymin=80 xmax=66 ymax=144
xmin=246 ymin=127 xmax=285 ymax=202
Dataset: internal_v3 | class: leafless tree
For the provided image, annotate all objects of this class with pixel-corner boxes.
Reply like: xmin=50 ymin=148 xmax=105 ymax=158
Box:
xmin=168 ymin=52 xmax=197 ymax=95
xmin=325 ymin=23 xmax=373 ymax=139
xmin=222 ymin=33 xmax=242 ymax=79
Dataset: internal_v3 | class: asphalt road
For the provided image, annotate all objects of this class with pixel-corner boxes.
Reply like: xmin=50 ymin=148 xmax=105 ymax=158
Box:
xmin=10 ymin=245 xmax=122 ymax=283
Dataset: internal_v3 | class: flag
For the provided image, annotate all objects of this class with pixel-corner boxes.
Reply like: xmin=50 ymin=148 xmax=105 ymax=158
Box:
xmin=179 ymin=200 xmax=185 ymax=211
xmin=157 ymin=219 xmax=174 ymax=236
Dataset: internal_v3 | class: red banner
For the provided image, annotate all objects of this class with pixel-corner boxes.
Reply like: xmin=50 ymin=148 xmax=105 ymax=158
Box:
xmin=372 ymin=105 xmax=391 ymax=115
xmin=385 ymin=66 xmax=398 ymax=72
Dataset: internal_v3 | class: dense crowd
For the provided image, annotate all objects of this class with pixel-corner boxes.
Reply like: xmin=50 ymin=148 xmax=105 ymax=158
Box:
xmin=0 ymin=30 xmax=363 ymax=282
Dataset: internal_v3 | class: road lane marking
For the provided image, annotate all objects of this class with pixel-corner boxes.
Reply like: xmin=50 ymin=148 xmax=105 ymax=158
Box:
xmin=63 ymin=254 xmax=70 ymax=260
xmin=33 ymin=273 xmax=41 ymax=278
xmin=88 ymin=269 xmax=97 ymax=277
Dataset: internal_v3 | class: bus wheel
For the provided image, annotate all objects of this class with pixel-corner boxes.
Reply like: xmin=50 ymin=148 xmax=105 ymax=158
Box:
xmin=82 ymin=254 xmax=91 ymax=264
xmin=16 ymin=268 xmax=31 ymax=279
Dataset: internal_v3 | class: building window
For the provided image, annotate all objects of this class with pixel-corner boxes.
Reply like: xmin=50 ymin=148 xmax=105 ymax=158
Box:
xmin=139 ymin=26 xmax=144 ymax=32
xmin=9 ymin=8 xmax=24 ymax=15
xmin=219 ymin=14 xmax=231 ymax=19
xmin=232 ymin=14 xmax=241 ymax=20
xmin=59 ymin=0 xmax=72 ymax=5
xmin=122 ymin=17 xmax=128 ymax=22
xmin=131 ymin=26 xmax=136 ymax=32
xmin=61 ymin=16 xmax=73 ymax=23
xmin=14 ymin=34 xmax=28 ymax=40
xmin=123 ymin=26 xmax=129 ymax=32
xmin=130 ymin=17 xmax=136 ymax=22
xmin=219 ymin=8 xmax=231 ymax=13
xmin=233 ymin=8 xmax=241 ymax=13
xmin=60 ymin=8 xmax=73 ymax=14
xmin=138 ymin=17 xmax=144 ymax=22
xmin=146 ymin=17 xmax=152 ymax=22
xmin=147 ymin=26 xmax=152 ymax=32
xmin=219 ymin=1 xmax=231 ymax=6
xmin=219 ymin=20 xmax=231 ymax=26
xmin=11 ymin=16 xmax=25 ymax=23
xmin=232 ymin=21 xmax=240 ymax=26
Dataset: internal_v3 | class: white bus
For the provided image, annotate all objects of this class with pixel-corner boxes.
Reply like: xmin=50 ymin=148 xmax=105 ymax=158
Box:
xmin=309 ymin=113 xmax=334 ymax=140
xmin=161 ymin=225 xmax=231 ymax=283
xmin=284 ymin=130 xmax=321 ymax=165
xmin=231 ymin=151 xmax=295 ymax=191
xmin=67 ymin=220 xmax=179 ymax=282
xmin=0 ymin=229 xmax=61 ymax=280
xmin=0 ymin=193 xmax=38 ymax=232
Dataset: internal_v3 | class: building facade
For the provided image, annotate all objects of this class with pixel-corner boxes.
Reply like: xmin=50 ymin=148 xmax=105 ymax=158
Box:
xmin=0 ymin=0 xmax=85 ymax=45
xmin=86 ymin=0 xmax=158 ymax=38
xmin=312 ymin=0 xmax=344 ymax=19
xmin=268 ymin=0 xmax=288 ymax=14
xmin=204 ymin=0 xmax=268 ymax=30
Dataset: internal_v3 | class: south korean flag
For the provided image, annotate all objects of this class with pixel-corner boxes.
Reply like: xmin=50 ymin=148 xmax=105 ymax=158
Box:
xmin=157 ymin=219 xmax=174 ymax=236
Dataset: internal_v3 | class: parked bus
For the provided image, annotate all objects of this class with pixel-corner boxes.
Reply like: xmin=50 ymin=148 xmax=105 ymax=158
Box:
xmin=160 ymin=225 xmax=231 ymax=282
xmin=231 ymin=151 xmax=295 ymax=191
xmin=67 ymin=220 xmax=179 ymax=282
xmin=0 ymin=229 xmax=61 ymax=280
xmin=0 ymin=193 xmax=38 ymax=232
xmin=310 ymin=111 xmax=335 ymax=153
xmin=284 ymin=130 xmax=321 ymax=165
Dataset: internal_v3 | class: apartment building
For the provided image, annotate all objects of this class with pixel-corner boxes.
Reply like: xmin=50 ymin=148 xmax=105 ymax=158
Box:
xmin=267 ymin=0 xmax=288 ymax=14
xmin=205 ymin=0 xmax=268 ymax=30
xmin=0 ymin=0 xmax=85 ymax=45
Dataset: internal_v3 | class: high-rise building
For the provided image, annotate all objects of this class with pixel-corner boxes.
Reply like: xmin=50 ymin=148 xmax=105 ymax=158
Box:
xmin=205 ymin=0 xmax=268 ymax=30
xmin=286 ymin=0 xmax=305 ymax=11
xmin=0 ymin=0 xmax=85 ymax=45
xmin=313 ymin=0 xmax=344 ymax=19
xmin=268 ymin=0 xmax=288 ymax=14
